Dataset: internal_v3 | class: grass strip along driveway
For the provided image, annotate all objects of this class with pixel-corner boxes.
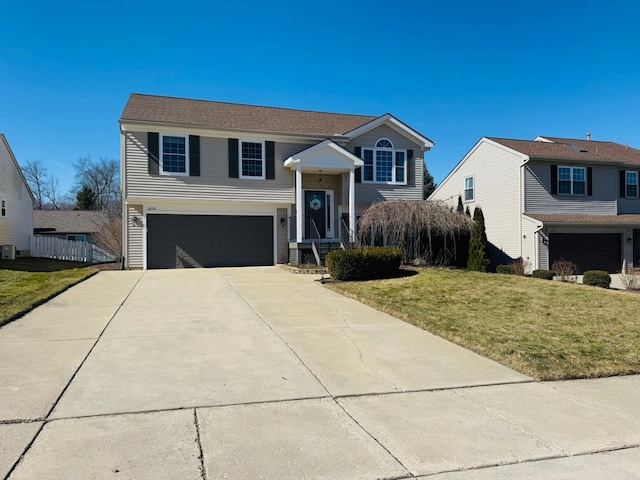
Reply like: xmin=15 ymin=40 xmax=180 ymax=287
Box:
xmin=328 ymin=269 xmax=640 ymax=381
xmin=0 ymin=258 xmax=97 ymax=327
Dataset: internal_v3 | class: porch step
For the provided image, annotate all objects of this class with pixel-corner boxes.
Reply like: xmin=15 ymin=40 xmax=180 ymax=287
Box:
xmin=317 ymin=242 xmax=343 ymax=265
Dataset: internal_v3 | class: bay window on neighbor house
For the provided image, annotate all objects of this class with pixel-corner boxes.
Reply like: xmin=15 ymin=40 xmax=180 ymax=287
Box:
xmin=161 ymin=134 xmax=188 ymax=175
xmin=240 ymin=141 xmax=265 ymax=179
xmin=558 ymin=166 xmax=586 ymax=195
xmin=464 ymin=176 xmax=474 ymax=201
xmin=626 ymin=171 xmax=639 ymax=198
xmin=362 ymin=138 xmax=406 ymax=184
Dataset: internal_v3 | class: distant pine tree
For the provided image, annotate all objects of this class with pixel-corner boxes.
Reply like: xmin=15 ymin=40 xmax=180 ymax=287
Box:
xmin=465 ymin=205 xmax=471 ymax=217
xmin=457 ymin=196 xmax=464 ymax=213
xmin=467 ymin=206 xmax=490 ymax=272
xmin=76 ymin=185 xmax=97 ymax=210
xmin=423 ymin=164 xmax=437 ymax=199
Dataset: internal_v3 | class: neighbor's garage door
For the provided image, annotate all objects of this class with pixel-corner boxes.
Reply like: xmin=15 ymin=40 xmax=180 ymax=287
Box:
xmin=147 ymin=214 xmax=273 ymax=269
xmin=549 ymin=233 xmax=621 ymax=274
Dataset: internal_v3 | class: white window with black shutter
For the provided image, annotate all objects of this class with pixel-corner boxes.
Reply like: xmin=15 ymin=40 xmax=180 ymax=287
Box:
xmin=551 ymin=165 xmax=592 ymax=196
xmin=360 ymin=138 xmax=407 ymax=185
xmin=625 ymin=171 xmax=638 ymax=198
xmin=228 ymin=138 xmax=275 ymax=180
xmin=147 ymin=132 xmax=199 ymax=177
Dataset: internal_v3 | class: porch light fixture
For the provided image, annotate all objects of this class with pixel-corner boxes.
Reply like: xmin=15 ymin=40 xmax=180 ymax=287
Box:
xmin=628 ymin=237 xmax=633 ymax=244
xmin=280 ymin=217 xmax=286 ymax=228
xmin=318 ymin=169 xmax=323 ymax=186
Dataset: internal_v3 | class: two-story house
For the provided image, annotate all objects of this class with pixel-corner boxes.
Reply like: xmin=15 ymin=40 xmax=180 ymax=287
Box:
xmin=0 ymin=134 xmax=34 ymax=258
xmin=430 ymin=136 xmax=640 ymax=274
xmin=120 ymin=94 xmax=434 ymax=269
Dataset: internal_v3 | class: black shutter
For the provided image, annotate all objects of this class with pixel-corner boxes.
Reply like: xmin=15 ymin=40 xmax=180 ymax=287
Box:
xmin=551 ymin=165 xmax=557 ymax=195
xmin=587 ymin=167 xmax=592 ymax=196
xmin=620 ymin=170 xmax=626 ymax=198
xmin=228 ymin=138 xmax=239 ymax=178
xmin=148 ymin=132 xmax=159 ymax=176
xmin=354 ymin=146 xmax=362 ymax=183
xmin=265 ymin=141 xmax=275 ymax=180
xmin=189 ymin=135 xmax=200 ymax=176
xmin=407 ymin=149 xmax=414 ymax=184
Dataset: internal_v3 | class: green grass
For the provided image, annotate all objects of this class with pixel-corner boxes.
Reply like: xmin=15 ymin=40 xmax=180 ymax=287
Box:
xmin=0 ymin=259 xmax=97 ymax=327
xmin=327 ymin=269 xmax=640 ymax=381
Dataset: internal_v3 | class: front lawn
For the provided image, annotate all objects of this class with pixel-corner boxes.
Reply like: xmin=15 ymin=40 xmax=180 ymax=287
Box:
xmin=327 ymin=269 xmax=640 ymax=380
xmin=0 ymin=259 xmax=97 ymax=327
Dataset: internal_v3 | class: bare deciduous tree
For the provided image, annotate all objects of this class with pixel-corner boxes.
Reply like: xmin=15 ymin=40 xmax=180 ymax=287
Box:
xmin=357 ymin=200 xmax=472 ymax=265
xmin=73 ymin=156 xmax=121 ymax=214
xmin=92 ymin=214 xmax=123 ymax=261
xmin=22 ymin=159 xmax=48 ymax=209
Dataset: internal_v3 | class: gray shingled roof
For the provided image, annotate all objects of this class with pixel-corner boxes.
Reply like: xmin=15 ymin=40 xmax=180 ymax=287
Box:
xmin=528 ymin=214 xmax=640 ymax=225
xmin=120 ymin=94 xmax=378 ymax=136
xmin=33 ymin=210 xmax=105 ymax=234
xmin=489 ymin=137 xmax=640 ymax=166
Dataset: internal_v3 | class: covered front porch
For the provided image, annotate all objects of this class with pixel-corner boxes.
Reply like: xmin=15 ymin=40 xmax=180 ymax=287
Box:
xmin=283 ymin=140 xmax=363 ymax=264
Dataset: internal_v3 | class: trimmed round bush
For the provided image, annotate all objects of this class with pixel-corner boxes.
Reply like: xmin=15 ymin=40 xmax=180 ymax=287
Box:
xmin=496 ymin=265 xmax=514 ymax=275
xmin=583 ymin=270 xmax=611 ymax=288
xmin=532 ymin=269 xmax=554 ymax=280
xmin=326 ymin=247 xmax=402 ymax=281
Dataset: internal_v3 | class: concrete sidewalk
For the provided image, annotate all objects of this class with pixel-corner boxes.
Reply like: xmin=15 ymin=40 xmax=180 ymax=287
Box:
xmin=1 ymin=267 xmax=639 ymax=479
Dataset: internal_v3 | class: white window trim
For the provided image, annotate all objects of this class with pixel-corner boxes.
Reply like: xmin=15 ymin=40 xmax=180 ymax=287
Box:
xmin=626 ymin=170 xmax=639 ymax=198
xmin=239 ymin=139 xmax=266 ymax=180
xmin=160 ymin=133 xmax=189 ymax=177
xmin=361 ymin=138 xmax=407 ymax=185
xmin=558 ymin=166 xmax=586 ymax=196
xmin=464 ymin=176 xmax=474 ymax=202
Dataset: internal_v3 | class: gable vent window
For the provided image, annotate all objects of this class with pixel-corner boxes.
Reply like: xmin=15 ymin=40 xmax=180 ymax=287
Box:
xmin=161 ymin=134 xmax=189 ymax=175
xmin=626 ymin=171 xmax=639 ymax=198
xmin=361 ymin=138 xmax=406 ymax=185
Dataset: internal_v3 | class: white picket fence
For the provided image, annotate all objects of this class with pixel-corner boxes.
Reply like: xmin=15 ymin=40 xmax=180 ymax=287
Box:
xmin=31 ymin=237 xmax=116 ymax=263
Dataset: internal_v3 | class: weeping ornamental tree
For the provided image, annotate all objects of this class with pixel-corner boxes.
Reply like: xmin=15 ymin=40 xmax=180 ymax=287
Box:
xmin=467 ymin=206 xmax=491 ymax=272
xmin=356 ymin=200 xmax=472 ymax=265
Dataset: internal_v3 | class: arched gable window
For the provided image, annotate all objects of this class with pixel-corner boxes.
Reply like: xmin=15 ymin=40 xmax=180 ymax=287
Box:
xmin=362 ymin=138 xmax=406 ymax=184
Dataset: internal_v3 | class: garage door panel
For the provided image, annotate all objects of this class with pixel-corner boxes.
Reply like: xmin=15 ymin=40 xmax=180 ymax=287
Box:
xmin=549 ymin=233 xmax=621 ymax=274
xmin=147 ymin=215 xmax=273 ymax=269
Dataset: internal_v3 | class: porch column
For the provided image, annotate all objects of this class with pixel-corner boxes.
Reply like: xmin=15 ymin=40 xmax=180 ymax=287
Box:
xmin=349 ymin=168 xmax=356 ymax=242
xmin=296 ymin=166 xmax=303 ymax=242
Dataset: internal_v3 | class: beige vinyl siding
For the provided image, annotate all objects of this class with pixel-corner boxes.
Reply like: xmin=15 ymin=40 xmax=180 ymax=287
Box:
xmin=0 ymin=139 xmax=33 ymax=253
xmin=126 ymin=204 xmax=144 ymax=269
xmin=346 ymin=124 xmax=424 ymax=203
xmin=431 ymin=140 xmax=524 ymax=261
xmin=525 ymin=162 xmax=617 ymax=215
xmin=276 ymin=208 xmax=288 ymax=263
xmin=125 ymin=132 xmax=304 ymax=203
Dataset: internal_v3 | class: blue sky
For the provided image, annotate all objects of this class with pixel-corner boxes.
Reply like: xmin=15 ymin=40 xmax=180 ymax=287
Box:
xmin=2 ymin=0 xmax=639 ymax=195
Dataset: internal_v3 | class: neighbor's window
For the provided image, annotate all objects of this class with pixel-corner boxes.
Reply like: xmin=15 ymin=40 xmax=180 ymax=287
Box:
xmin=361 ymin=138 xmax=406 ymax=184
xmin=66 ymin=234 xmax=87 ymax=242
xmin=161 ymin=134 xmax=188 ymax=175
xmin=464 ymin=176 xmax=474 ymax=201
xmin=240 ymin=140 xmax=265 ymax=179
xmin=626 ymin=171 xmax=638 ymax=198
xmin=558 ymin=166 xmax=586 ymax=195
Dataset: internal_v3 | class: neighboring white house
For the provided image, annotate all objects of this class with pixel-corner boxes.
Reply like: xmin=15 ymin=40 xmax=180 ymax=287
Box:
xmin=430 ymin=136 xmax=640 ymax=274
xmin=0 ymin=134 xmax=34 ymax=257
xmin=120 ymin=94 xmax=435 ymax=269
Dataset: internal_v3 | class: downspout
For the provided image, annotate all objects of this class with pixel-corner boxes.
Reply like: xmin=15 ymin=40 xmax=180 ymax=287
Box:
xmin=520 ymin=156 xmax=530 ymax=261
xmin=119 ymin=124 xmax=127 ymax=269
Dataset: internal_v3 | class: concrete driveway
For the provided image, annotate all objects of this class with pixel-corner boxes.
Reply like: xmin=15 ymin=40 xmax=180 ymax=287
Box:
xmin=1 ymin=267 xmax=639 ymax=479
